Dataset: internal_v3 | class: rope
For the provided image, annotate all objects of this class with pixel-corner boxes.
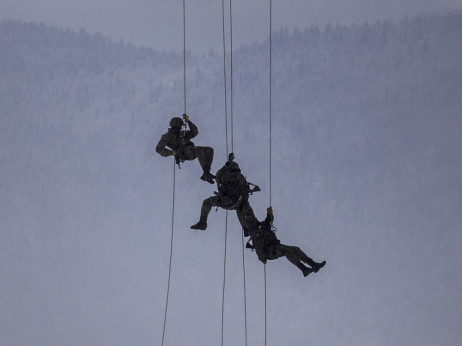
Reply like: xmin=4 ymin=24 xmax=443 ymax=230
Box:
xmin=162 ymin=2 xmax=186 ymax=343
xmin=183 ymin=0 xmax=187 ymax=114
xmin=228 ymin=1 xmax=248 ymax=342
xmin=221 ymin=212 xmax=228 ymax=346
xmin=229 ymin=0 xmax=234 ymax=153
xmin=265 ymin=1 xmax=273 ymax=345
xmin=241 ymin=228 xmax=248 ymax=346
xmin=269 ymin=0 xmax=273 ymax=207
xmin=161 ymin=161 xmax=176 ymax=346
xmin=221 ymin=2 xmax=229 ymax=345
xmin=221 ymin=1 xmax=248 ymax=344
xmin=221 ymin=0 xmax=229 ymax=158
xmin=264 ymin=262 xmax=267 ymax=346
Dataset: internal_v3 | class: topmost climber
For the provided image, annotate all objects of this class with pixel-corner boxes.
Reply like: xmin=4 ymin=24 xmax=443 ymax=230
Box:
xmin=156 ymin=113 xmax=215 ymax=184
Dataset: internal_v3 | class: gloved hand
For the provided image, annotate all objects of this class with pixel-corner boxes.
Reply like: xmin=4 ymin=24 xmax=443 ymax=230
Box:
xmin=182 ymin=113 xmax=189 ymax=122
xmin=172 ymin=150 xmax=177 ymax=157
xmin=267 ymin=206 xmax=274 ymax=223
xmin=259 ymin=257 xmax=267 ymax=264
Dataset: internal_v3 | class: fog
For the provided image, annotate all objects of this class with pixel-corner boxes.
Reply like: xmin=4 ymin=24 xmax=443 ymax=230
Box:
xmin=1 ymin=9 xmax=462 ymax=346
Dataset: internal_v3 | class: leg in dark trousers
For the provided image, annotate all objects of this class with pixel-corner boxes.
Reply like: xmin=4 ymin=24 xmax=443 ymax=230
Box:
xmin=283 ymin=245 xmax=326 ymax=273
xmin=182 ymin=146 xmax=215 ymax=183
xmin=194 ymin=146 xmax=214 ymax=174
xmin=236 ymin=200 xmax=257 ymax=237
xmin=275 ymin=245 xmax=325 ymax=276
xmin=191 ymin=195 xmax=235 ymax=230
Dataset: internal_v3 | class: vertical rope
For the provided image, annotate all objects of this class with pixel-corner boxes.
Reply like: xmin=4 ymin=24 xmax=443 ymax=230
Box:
xmin=229 ymin=0 xmax=234 ymax=153
xmin=228 ymin=0 xmax=247 ymax=343
xmin=162 ymin=2 xmax=186 ymax=343
xmin=265 ymin=1 xmax=273 ymax=345
xmin=264 ymin=262 xmax=267 ymax=346
xmin=221 ymin=212 xmax=228 ymax=346
xmin=183 ymin=0 xmax=187 ymax=114
xmin=269 ymin=0 xmax=273 ymax=206
xmin=241 ymin=229 xmax=248 ymax=346
xmin=161 ymin=161 xmax=176 ymax=346
xmin=221 ymin=0 xmax=229 ymax=158
xmin=221 ymin=2 xmax=229 ymax=345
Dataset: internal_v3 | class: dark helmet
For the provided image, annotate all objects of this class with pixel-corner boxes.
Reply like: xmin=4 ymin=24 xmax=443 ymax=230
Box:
xmin=170 ymin=117 xmax=183 ymax=128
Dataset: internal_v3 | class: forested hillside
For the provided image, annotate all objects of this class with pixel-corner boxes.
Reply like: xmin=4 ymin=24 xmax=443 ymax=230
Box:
xmin=2 ymin=15 xmax=461 ymax=166
xmin=1 ymin=14 xmax=461 ymax=346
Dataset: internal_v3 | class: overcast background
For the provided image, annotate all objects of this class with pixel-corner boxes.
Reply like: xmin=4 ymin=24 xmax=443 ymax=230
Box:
xmin=1 ymin=1 xmax=462 ymax=346
xmin=2 ymin=0 xmax=462 ymax=52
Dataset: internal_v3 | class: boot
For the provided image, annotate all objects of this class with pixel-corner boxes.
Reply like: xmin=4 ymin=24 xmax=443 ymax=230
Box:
xmin=200 ymin=172 xmax=215 ymax=184
xmin=191 ymin=216 xmax=207 ymax=230
xmin=296 ymin=262 xmax=313 ymax=277
xmin=312 ymin=261 xmax=326 ymax=273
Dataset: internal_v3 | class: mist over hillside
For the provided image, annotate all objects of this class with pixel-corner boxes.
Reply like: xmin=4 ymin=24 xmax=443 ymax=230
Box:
xmin=1 ymin=14 xmax=461 ymax=346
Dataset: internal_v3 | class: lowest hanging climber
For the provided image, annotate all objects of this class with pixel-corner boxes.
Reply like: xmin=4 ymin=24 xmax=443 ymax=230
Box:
xmin=156 ymin=114 xmax=215 ymax=183
xmin=246 ymin=207 xmax=326 ymax=277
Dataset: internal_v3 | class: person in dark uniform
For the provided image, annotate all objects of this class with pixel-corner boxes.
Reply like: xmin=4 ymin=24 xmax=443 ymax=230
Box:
xmin=156 ymin=114 xmax=215 ymax=183
xmin=246 ymin=207 xmax=326 ymax=277
xmin=191 ymin=155 xmax=259 ymax=235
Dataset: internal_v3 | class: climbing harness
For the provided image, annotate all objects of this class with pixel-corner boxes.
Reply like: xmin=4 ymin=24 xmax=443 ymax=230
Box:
xmin=173 ymin=120 xmax=190 ymax=169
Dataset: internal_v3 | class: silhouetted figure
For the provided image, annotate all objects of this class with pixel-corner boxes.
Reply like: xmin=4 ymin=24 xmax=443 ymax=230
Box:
xmin=156 ymin=114 xmax=215 ymax=183
xmin=191 ymin=154 xmax=259 ymax=234
xmin=246 ymin=207 xmax=326 ymax=277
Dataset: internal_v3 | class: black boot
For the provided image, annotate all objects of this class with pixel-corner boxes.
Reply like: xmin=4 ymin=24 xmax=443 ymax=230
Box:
xmin=312 ymin=261 xmax=326 ymax=273
xmin=191 ymin=217 xmax=207 ymax=230
xmin=200 ymin=172 xmax=215 ymax=184
xmin=296 ymin=262 xmax=313 ymax=277
xmin=303 ymin=256 xmax=326 ymax=273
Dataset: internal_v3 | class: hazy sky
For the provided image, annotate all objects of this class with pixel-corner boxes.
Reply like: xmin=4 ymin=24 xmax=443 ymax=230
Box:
xmin=2 ymin=0 xmax=462 ymax=51
xmin=2 ymin=2 xmax=462 ymax=345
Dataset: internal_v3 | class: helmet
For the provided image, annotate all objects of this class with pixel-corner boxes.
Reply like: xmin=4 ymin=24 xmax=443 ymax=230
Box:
xmin=170 ymin=117 xmax=183 ymax=128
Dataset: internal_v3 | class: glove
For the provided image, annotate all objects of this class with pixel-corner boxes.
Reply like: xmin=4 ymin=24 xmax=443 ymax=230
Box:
xmin=267 ymin=206 xmax=274 ymax=223
xmin=182 ymin=113 xmax=189 ymax=122
xmin=172 ymin=150 xmax=177 ymax=157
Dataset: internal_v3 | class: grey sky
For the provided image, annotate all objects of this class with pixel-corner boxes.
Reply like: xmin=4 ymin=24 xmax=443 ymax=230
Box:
xmin=2 ymin=3 xmax=462 ymax=346
xmin=2 ymin=0 xmax=462 ymax=51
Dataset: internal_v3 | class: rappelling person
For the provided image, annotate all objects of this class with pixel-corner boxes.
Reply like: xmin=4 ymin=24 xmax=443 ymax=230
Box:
xmin=190 ymin=153 xmax=260 ymax=234
xmin=156 ymin=113 xmax=215 ymax=184
xmin=246 ymin=207 xmax=326 ymax=277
